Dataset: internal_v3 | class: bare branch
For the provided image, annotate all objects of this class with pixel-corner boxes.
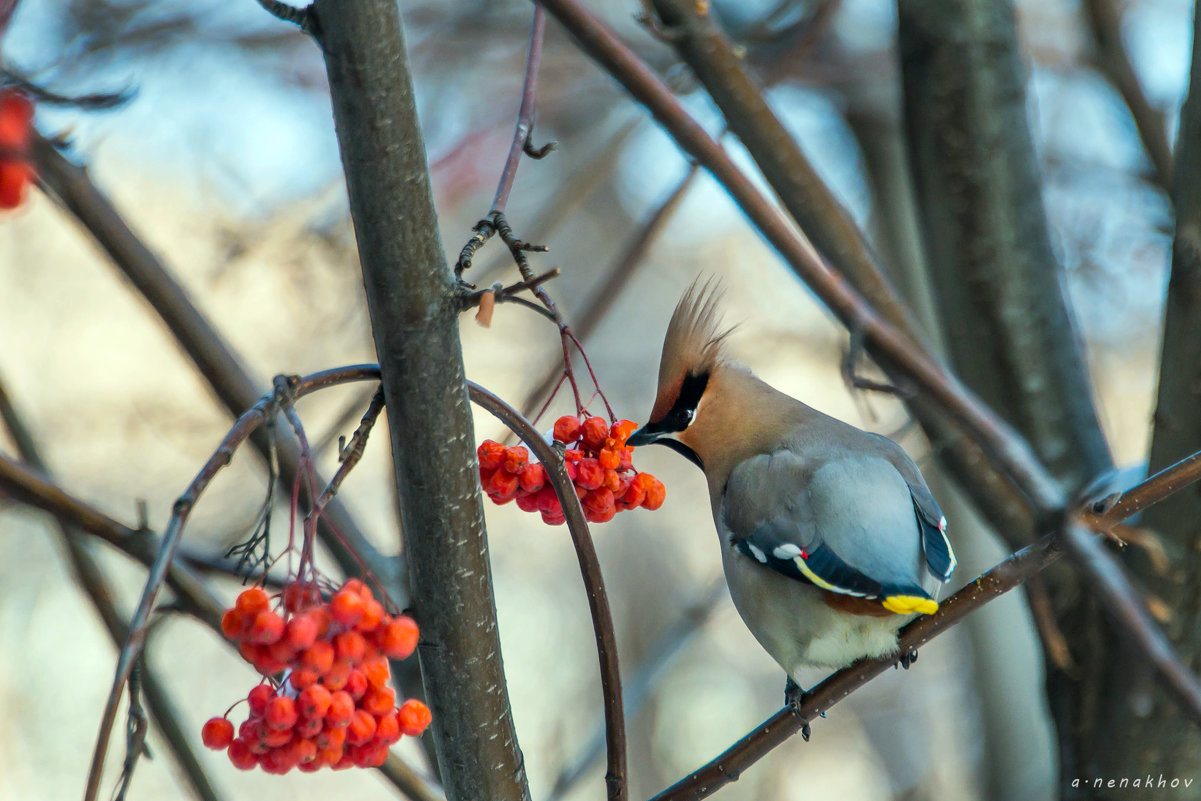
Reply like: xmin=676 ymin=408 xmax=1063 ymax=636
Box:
xmin=29 ymin=134 xmax=397 ymax=597
xmin=492 ymin=7 xmax=550 ymax=213
xmin=1084 ymin=0 xmax=1173 ymax=192
xmin=468 ymin=381 xmax=627 ymax=801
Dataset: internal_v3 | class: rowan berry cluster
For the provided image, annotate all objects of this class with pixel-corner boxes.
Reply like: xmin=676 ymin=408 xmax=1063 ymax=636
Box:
xmin=203 ymin=579 xmax=430 ymax=774
xmin=478 ymin=415 xmax=665 ymax=525
xmin=0 ymin=90 xmax=33 ymax=210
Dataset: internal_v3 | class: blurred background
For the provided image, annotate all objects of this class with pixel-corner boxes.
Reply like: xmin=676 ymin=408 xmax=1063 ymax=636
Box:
xmin=0 ymin=0 xmax=1187 ymax=799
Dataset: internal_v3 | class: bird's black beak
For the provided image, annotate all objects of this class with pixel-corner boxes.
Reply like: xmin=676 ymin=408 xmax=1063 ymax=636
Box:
xmin=625 ymin=423 xmax=659 ymax=447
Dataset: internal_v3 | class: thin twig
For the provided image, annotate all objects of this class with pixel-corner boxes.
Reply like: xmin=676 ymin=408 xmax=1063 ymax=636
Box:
xmin=0 ymin=70 xmax=132 ymax=108
xmin=492 ymin=6 xmax=550 ymax=213
xmin=467 ymin=381 xmax=627 ymax=801
xmin=81 ymin=365 xmax=378 ymax=801
xmin=310 ymin=386 xmax=385 ymax=514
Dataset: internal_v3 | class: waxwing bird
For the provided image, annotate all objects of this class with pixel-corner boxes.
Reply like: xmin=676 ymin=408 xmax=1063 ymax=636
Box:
xmin=627 ymin=280 xmax=955 ymax=720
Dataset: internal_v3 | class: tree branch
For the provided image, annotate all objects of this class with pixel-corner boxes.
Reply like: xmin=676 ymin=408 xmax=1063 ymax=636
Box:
xmin=491 ymin=6 xmax=552 ymax=214
xmin=467 ymin=381 xmax=627 ymax=801
xmin=30 ymin=134 xmax=397 ymax=596
xmin=535 ymin=0 xmax=1063 ymax=521
xmin=1084 ymin=0 xmax=1173 ymax=192
xmin=313 ymin=0 xmax=532 ymax=796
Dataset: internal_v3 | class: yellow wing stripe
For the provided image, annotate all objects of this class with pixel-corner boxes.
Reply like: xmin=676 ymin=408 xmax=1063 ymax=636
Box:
xmin=793 ymin=556 xmax=840 ymax=592
xmin=882 ymin=595 xmax=939 ymax=615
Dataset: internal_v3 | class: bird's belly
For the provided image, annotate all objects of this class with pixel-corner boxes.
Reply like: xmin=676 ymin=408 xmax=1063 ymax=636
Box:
xmin=721 ymin=545 xmax=905 ymax=673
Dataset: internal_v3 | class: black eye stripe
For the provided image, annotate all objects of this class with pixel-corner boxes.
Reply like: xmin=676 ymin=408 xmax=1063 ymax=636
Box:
xmin=662 ymin=371 xmax=708 ymax=432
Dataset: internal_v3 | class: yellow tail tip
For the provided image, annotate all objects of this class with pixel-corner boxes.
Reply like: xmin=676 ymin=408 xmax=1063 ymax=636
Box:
xmin=882 ymin=595 xmax=939 ymax=616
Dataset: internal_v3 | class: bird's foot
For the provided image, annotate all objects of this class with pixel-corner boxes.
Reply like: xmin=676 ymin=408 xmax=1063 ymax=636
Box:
xmin=784 ymin=677 xmax=812 ymax=741
xmin=896 ymin=648 xmax=919 ymax=670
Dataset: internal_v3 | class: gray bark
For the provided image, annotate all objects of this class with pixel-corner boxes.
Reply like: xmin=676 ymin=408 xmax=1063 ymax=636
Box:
xmin=1097 ymin=1 xmax=1201 ymax=790
xmin=314 ymin=3 xmax=530 ymax=800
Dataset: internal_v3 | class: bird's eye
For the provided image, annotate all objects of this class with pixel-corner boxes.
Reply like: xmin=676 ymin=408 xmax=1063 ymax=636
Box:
xmin=675 ymin=408 xmax=695 ymax=427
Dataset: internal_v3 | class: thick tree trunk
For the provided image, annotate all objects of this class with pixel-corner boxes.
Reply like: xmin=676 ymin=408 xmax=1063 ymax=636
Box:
xmin=897 ymin=2 xmax=1119 ymax=798
xmin=1099 ymin=2 xmax=1201 ymax=789
xmin=314 ymin=3 xmax=530 ymax=800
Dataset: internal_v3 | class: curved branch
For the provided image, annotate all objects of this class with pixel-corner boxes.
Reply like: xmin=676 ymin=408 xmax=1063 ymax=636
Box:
xmin=82 ymin=365 xmax=379 ymax=801
xmin=467 ymin=381 xmax=627 ymax=801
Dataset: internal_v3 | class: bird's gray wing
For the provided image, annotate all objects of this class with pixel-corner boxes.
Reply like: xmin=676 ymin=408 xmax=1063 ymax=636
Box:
xmin=722 ymin=450 xmax=937 ymax=608
xmin=864 ymin=432 xmax=956 ymax=582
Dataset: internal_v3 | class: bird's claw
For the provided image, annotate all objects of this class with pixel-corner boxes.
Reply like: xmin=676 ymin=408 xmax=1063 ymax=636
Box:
xmin=784 ymin=677 xmax=812 ymax=741
xmin=897 ymin=648 xmax=919 ymax=670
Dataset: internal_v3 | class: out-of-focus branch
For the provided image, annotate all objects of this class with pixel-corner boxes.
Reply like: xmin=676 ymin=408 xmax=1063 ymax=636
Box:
xmin=1102 ymin=2 xmax=1201 ymax=784
xmin=0 ymin=380 xmax=222 ymax=801
xmin=468 ymin=381 xmax=627 ymax=801
xmin=0 ymin=454 xmax=225 ymax=630
xmin=29 ymin=134 xmax=396 ymax=593
xmin=1084 ymin=0 xmax=1173 ymax=192
xmin=314 ymin=0 xmax=532 ymax=796
xmin=639 ymin=0 xmax=1041 ymax=543
xmin=548 ymin=580 xmax=724 ymax=801
xmin=1 ymin=369 xmax=437 ymax=800
xmin=536 ymin=0 xmax=1063 ymax=522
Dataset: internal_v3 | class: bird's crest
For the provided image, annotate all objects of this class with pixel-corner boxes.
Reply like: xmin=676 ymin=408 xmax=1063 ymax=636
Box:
xmin=651 ymin=277 xmax=734 ymax=423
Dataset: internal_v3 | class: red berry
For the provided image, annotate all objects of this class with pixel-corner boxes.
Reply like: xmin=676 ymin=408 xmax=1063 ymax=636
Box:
xmin=642 ymin=476 xmax=666 ymax=510
xmin=247 ymin=684 xmax=274 ymax=717
xmin=361 ymin=657 xmax=390 ymax=688
xmin=515 ymin=492 xmax=541 ymax=513
xmin=220 ymin=609 xmax=245 ymax=640
xmin=246 ymin=609 xmax=285 ymax=645
xmin=263 ymin=725 xmax=292 ymax=748
xmin=346 ymin=709 xmax=377 ymax=746
xmin=345 ymin=668 xmax=369 ymax=700
xmin=235 ymin=587 xmax=270 ymax=617
xmin=362 ymin=685 xmax=396 ymax=716
xmin=553 ymin=416 xmax=581 ymax=444
xmin=268 ymin=638 xmax=297 ymax=665
xmin=356 ymin=600 xmax=384 ymax=633
xmin=477 ymin=440 xmax=506 ymax=471
xmin=297 ymin=683 xmax=332 ymax=719
xmin=330 ymin=589 xmax=365 ymax=627
xmin=598 ymin=448 xmax=620 ymax=470
xmin=581 ymin=417 xmax=609 ymax=450
xmin=285 ymin=614 xmax=318 ymax=650
xmin=265 ymin=696 xmax=298 ymax=731
xmin=375 ymin=711 xmax=401 ymax=744
xmin=316 ymin=725 xmax=346 ymax=750
xmin=610 ymin=420 xmax=638 ymax=446
xmin=518 ymin=462 xmax=546 ymax=493
xmin=397 ymin=699 xmax=432 ymax=737
xmin=586 ymin=504 xmax=617 ymax=524
xmin=201 ymin=717 xmax=234 ymax=750
xmin=378 ymin=616 xmax=419 ymax=660
xmin=603 ymin=468 xmax=622 ymax=492
xmin=323 ymin=660 xmax=352 ymax=691
xmin=288 ymin=667 xmax=319 ymax=691
xmin=326 ymin=691 xmax=355 ymax=728
xmin=295 ymin=715 xmax=323 ymax=739
xmin=541 ymin=509 xmax=566 ymax=526
xmin=503 ymin=446 xmax=529 ymax=473
xmin=485 ymin=468 xmax=520 ymax=500
xmin=576 ymin=458 xmax=604 ymax=490
xmin=227 ymin=739 xmax=258 ymax=770
xmin=301 ymin=640 xmax=335 ymax=674
xmin=335 ymin=630 xmax=367 ymax=664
